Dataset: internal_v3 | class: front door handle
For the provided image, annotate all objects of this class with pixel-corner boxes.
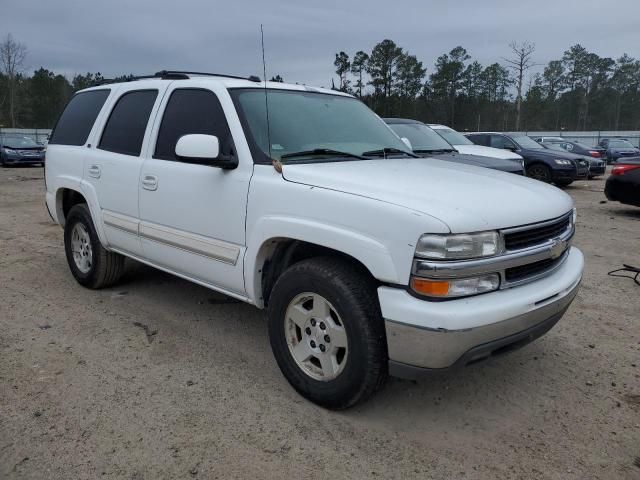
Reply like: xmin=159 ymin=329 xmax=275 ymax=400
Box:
xmin=88 ymin=164 xmax=101 ymax=178
xmin=141 ymin=174 xmax=158 ymax=191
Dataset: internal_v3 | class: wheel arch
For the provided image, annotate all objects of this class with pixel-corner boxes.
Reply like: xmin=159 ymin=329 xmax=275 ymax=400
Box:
xmin=54 ymin=181 xmax=108 ymax=245
xmin=245 ymin=219 xmax=400 ymax=309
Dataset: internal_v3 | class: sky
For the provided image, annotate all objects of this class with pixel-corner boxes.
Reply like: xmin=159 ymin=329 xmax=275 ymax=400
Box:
xmin=1 ymin=0 xmax=638 ymax=88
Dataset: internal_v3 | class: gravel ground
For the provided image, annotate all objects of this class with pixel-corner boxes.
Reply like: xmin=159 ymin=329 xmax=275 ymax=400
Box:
xmin=0 ymin=166 xmax=639 ymax=480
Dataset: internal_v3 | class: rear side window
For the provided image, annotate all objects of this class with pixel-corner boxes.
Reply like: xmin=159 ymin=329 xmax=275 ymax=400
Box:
xmin=154 ymin=89 xmax=233 ymax=161
xmin=468 ymin=134 xmax=489 ymax=146
xmin=49 ymin=90 xmax=110 ymax=146
xmin=98 ymin=90 xmax=158 ymax=156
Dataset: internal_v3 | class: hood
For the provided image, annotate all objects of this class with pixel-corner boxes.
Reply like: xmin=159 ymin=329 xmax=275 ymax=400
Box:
xmin=453 ymin=144 xmax=523 ymax=160
xmin=542 ymin=149 xmax=586 ymax=161
xmin=282 ymin=158 xmax=573 ymax=233
xmin=519 ymin=148 xmax=576 ymax=161
xmin=422 ymin=151 xmax=523 ymax=173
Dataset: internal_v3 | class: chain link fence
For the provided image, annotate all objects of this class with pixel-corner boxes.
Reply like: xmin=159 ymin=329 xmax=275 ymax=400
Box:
xmin=1 ymin=127 xmax=639 ymax=149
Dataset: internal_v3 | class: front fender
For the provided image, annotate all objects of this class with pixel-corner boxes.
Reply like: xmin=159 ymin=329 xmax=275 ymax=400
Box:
xmin=244 ymin=215 xmax=399 ymax=307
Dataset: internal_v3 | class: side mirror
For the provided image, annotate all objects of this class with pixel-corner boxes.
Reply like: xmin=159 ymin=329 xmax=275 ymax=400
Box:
xmin=401 ymin=137 xmax=413 ymax=150
xmin=503 ymin=144 xmax=517 ymax=151
xmin=175 ymin=134 xmax=237 ymax=169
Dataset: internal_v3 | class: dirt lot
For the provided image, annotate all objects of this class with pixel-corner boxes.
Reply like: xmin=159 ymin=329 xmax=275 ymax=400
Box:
xmin=0 ymin=167 xmax=638 ymax=480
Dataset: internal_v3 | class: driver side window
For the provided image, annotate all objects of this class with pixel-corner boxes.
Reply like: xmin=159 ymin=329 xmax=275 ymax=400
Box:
xmin=490 ymin=135 xmax=515 ymax=150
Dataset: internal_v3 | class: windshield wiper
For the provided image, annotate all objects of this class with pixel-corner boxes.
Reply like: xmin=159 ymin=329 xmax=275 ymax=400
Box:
xmin=280 ymin=148 xmax=366 ymax=160
xmin=413 ymin=148 xmax=456 ymax=154
xmin=362 ymin=147 xmax=419 ymax=158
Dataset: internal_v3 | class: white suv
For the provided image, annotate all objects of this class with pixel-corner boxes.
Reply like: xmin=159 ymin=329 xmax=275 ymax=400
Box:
xmin=45 ymin=71 xmax=584 ymax=408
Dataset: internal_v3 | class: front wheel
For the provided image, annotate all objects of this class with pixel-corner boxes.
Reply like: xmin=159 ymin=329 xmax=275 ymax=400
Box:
xmin=267 ymin=257 xmax=387 ymax=409
xmin=64 ymin=204 xmax=125 ymax=289
xmin=526 ymin=164 xmax=552 ymax=183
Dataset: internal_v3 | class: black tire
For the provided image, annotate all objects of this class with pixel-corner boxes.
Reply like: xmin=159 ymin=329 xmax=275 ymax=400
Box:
xmin=267 ymin=257 xmax=387 ymax=409
xmin=64 ymin=203 xmax=125 ymax=289
xmin=526 ymin=163 xmax=552 ymax=183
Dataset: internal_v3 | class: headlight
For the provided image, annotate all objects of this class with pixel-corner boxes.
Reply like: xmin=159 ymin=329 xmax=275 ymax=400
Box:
xmin=410 ymin=274 xmax=500 ymax=298
xmin=415 ymin=231 xmax=501 ymax=260
xmin=572 ymin=207 xmax=577 ymax=225
xmin=4 ymin=148 xmax=16 ymax=154
xmin=554 ymin=159 xmax=572 ymax=165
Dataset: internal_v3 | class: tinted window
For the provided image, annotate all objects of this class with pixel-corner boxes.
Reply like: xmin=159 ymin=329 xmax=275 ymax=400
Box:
xmin=99 ymin=90 xmax=158 ymax=156
xmin=49 ymin=90 xmax=110 ymax=146
xmin=467 ymin=134 xmax=488 ymax=146
xmin=490 ymin=135 xmax=515 ymax=149
xmin=154 ymin=89 xmax=233 ymax=161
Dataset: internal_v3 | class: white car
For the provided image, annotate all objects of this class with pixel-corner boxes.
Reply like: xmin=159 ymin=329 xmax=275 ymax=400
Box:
xmin=429 ymin=123 xmax=524 ymax=163
xmin=45 ymin=71 xmax=583 ymax=409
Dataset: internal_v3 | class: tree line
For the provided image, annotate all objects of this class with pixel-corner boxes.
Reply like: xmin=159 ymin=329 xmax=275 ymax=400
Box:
xmin=331 ymin=39 xmax=640 ymax=132
xmin=1 ymin=33 xmax=639 ymax=132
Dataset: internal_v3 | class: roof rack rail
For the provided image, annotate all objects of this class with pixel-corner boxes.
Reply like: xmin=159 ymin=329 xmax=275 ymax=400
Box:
xmin=91 ymin=71 xmax=262 ymax=87
xmin=155 ymin=70 xmax=262 ymax=82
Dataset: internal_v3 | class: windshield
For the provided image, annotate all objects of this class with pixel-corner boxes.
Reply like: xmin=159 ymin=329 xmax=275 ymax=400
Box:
xmin=512 ymin=135 xmax=544 ymax=149
xmin=609 ymin=139 xmax=634 ymax=148
xmin=432 ymin=127 xmax=473 ymax=145
xmin=388 ymin=123 xmax=453 ymax=151
xmin=231 ymin=89 xmax=410 ymax=162
xmin=1 ymin=136 xmax=39 ymax=148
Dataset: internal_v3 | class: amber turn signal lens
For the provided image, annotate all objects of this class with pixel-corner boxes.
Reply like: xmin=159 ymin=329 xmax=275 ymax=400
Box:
xmin=410 ymin=277 xmax=449 ymax=297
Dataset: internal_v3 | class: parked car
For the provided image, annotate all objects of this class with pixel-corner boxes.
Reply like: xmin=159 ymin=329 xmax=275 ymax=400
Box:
xmin=540 ymin=142 xmax=597 ymax=179
xmin=384 ymin=118 xmax=524 ymax=174
xmin=465 ymin=132 xmax=584 ymax=186
xmin=532 ymin=136 xmax=565 ymax=143
xmin=45 ymin=71 xmax=584 ymax=408
xmin=605 ymin=159 xmax=640 ymax=207
xmin=0 ymin=134 xmax=46 ymax=167
xmin=428 ymin=123 xmax=525 ymax=163
xmin=533 ymin=137 xmax=606 ymax=160
xmin=598 ymin=138 xmax=640 ymax=163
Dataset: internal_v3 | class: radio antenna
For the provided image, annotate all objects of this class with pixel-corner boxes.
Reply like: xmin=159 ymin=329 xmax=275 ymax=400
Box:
xmin=260 ymin=25 xmax=280 ymax=172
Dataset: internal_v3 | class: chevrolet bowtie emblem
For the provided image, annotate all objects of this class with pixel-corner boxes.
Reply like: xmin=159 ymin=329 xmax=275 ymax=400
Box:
xmin=550 ymin=238 xmax=567 ymax=259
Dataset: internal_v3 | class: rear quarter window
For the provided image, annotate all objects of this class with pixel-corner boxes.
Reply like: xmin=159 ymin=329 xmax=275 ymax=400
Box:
xmin=49 ymin=90 xmax=110 ymax=146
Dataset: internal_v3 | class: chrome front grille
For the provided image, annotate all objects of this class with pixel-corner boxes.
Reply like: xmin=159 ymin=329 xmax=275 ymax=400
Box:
xmin=412 ymin=211 xmax=575 ymax=290
xmin=503 ymin=213 xmax=572 ymax=251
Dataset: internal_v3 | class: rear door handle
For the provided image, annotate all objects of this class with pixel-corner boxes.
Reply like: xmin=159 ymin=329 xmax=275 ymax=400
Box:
xmin=88 ymin=165 xmax=101 ymax=178
xmin=141 ymin=174 xmax=158 ymax=191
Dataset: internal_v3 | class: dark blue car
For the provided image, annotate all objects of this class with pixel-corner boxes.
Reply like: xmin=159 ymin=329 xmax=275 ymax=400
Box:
xmin=598 ymin=138 xmax=640 ymax=163
xmin=0 ymin=134 xmax=46 ymax=167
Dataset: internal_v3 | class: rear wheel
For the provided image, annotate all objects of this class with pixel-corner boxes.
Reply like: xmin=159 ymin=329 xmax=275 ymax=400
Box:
xmin=64 ymin=204 xmax=125 ymax=289
xmin=526 ymin=163 xmax=552 ymax=183
xmin=267 ymin=257 xmax=387 ymax=409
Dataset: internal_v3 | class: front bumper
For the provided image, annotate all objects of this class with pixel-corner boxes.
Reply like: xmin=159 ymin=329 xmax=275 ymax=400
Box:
xmin=576 ymin=166 xmax=589 ymax=178
xmin=380 ymin=247 xmax=583 ymax=377
xmin=3 ymin=154 xmax=44 ymax=165
xmin=551 ymin=166 xmax=577 ymax=181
